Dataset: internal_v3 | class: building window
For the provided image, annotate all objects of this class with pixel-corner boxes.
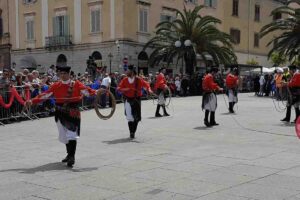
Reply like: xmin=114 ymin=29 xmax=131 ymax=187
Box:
xmin=91 ymin=9 xmax=100 ymax=33
xmin=254 ymin=4 xmax=260 ymax=22
xmin=204 ymin=0 xmax=217 ymax=8
xmin=160 ymin=14 xmax=175 ymax=22
xmin=273 ymin=12 xmax=282 ymax=20
xmin=254 ymin=33 xmax=259 ymax=47
xmin=26 ymin=19 xmax=34 ymax=40
xmin=139 ymin=8 xmax=148 ymax=32
xmin=53 ymin=15 xmax=69 ymax=36
xmin=230 ymin=28 xmax=240 ymax=44
xmin=23 ymin=0 xmax=37 ymax=4
xmin=232 ymin=0 xmax=239 ymax=16
xmin=186 ymin=0 xmax=197 ymax=4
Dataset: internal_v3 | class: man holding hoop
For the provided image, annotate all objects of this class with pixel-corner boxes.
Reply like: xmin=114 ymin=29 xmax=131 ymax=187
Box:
xmin=117 ymin=65 xmax=153 ymax=139
xmin=154 ymin=67 xmax=170 ymax=117
xmin=226 ymin=67 xmax=239 ymax=113
xmin=25 ymin=66 xmax=97 ymax=167
xmin=202 ymin=67 xmax=224 ymax=127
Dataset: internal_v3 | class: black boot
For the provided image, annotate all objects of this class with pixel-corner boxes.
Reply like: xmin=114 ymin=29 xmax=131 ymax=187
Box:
xmin=128 ymin=122 xmax=135 ymax=139
xmin=281 ymin=106 xmax=291 ymax=122
xmin=294 ymin=107 xmax=300 ymax=123
xmin=131 ymin=121 xmax=138 ymax=138
xmin=67 ymin=140 xmax=76 ymax=167
xmin=163 ymin=106 xmax=170 ymax=116
xmin=62 ymin=143 xmax=70 ymax=163
xmin=204 ymin=110 xmax=211 ymax=127
xmin=229 ymin=102 xmax=234 ymax=113
xmin=155 ymin=105 xmax=162 ymax=117
xmin=210 ymin=111 xmax=219 ymax=126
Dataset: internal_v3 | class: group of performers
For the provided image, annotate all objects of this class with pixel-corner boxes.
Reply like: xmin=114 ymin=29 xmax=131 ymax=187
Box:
xmin=25 ymin=64 xmax=170 ymax=168
xmin=202 ymin=67 xmax=239 ymax=127
xmin=25 ymin=63 xmax=276 ymax=168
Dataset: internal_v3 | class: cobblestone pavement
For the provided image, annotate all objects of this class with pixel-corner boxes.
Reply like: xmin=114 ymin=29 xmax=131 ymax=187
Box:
xmin=1 ymin=93 xmax=300 ymax=200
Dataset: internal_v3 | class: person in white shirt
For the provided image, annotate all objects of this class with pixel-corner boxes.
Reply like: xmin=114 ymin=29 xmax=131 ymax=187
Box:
xmin=175 ymin=77 xmax=181 ymax=96
xmin=259 ymin=74 xmax=265 ymax=96
xmin=100 ymin=73 xmax=111 ymax=107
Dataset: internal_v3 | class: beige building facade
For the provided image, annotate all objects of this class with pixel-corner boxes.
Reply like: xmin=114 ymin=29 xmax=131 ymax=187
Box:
xmin=3 ymin=0 xmax=288 ymax=73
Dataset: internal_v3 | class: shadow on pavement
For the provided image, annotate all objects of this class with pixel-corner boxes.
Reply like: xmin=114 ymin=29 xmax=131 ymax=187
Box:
xmin=220 ymin=112 xmax=236 ymax=115
xmin=103 ymin=138 xmax=141 ymax=145
xmin=0 ymin=162 xmax=98 ymax=174
xmin=194 ymin=126 xmax=212 ymax=130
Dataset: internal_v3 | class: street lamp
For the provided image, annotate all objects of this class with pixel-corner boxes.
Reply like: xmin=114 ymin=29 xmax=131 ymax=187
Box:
xmin=108 ymin=53 xmax=113 ymax=73
xmin=175 ymin=39 xmax=192 ymax=74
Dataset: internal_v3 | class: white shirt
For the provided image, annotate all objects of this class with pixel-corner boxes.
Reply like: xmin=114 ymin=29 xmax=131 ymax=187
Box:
xmin=259 ymin=76 xmax=265 ymax=85
xmin=101 ymin=77 xmax=111 ymax=87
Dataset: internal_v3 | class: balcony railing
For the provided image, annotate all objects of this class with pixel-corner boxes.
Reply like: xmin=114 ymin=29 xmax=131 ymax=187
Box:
xmin=45 ymin=35 xmax=73 ymax=49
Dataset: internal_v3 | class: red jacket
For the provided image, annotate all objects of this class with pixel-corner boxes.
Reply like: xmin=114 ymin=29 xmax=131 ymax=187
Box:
xmin=118 ymin=76 xmax=152 ymax=98
xmin=202 ymin=73 xmax=220 ymax=92
xmin=226 ymin=74 xmax=239 ymax=89
xmin=288 ymin=73 xmax=300 ymax=88
xmin=154 ymin=73 xmax=167 ymax=90
xmin=32 ymin=80 xmax=96 ymax=104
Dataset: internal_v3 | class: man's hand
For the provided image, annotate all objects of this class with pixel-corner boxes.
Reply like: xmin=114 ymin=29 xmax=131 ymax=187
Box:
xmin=25 ymin=100 xmax=32 ymax=108
xmin=219 ymin=88 xmax=224 ymax=92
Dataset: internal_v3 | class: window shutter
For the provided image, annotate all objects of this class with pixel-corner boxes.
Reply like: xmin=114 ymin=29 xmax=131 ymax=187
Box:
xmin=96 ymin=10 xmax=100 ymax=32
xmin=212 ymin=0 xmax=217 ymax=8
xmin=143 ymin=10 xmax=148 ymax=32
xmin=53 ymin=17 xmax=57 ymax=36
xmin=139 ymin=9 xmax=143 ymax=32
xmin=91 ymin=11 xmax=95 ymax=32
xmin=64 ymin=15 xmax=69 ymax=36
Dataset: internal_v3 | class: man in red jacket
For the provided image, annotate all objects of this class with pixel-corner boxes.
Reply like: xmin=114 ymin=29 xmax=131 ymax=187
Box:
xmin=202 ymin=67 xmax=223 ymax=127
xmin=286 ymin=65 xmax=300 ymax=122
xmin=226 ymin=68 xmax=239 ymax=113
xmin=26 ymin=66 xmax=97 ymax=167
xmin=118 ymin=65 xmax=153 ymax=139
xmin=154 ymin=67 xmax=170 ymax=117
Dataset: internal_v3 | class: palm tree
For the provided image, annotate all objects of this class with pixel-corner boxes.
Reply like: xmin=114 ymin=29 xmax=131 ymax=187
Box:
xmin=144 ymin=5 xmax=237 ymax=75
xmin=260 ymin=0 xmax=300 ymax=62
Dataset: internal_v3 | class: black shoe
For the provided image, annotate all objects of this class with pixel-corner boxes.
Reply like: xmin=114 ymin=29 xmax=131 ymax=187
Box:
xmin=281 ymin=118 xmax=290 ymax=122
xmin=155 ymin=113 xmax=163 ymax=117
xmin=67 ymin=156 xmax=75 ymax=167
xmin=130 ymin=132 xmax=135 ymax=139
xmin=163 ymin=113 xmax=170 ymax=116
xmin=204 ymin=120 xmax=211 ymax=127
xmin=61 ymin=156 xmax=70 ymax=163
xmin=210 ymin=122 xmax=219 ymax=126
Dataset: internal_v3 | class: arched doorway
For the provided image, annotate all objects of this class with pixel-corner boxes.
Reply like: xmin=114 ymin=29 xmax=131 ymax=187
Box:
xmin=20 ymin=56 xmax=37 ymax=70
xmin=91 ymin=51 xmax=103 ymax=68
xmin=138 ymin=51 xmax=149 ymax=75
xmin=56 ymin=54 xmax=67 ymax=67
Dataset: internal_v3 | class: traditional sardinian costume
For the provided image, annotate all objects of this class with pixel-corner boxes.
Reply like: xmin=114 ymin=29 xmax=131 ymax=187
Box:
xmin=288 ymin=71 xmax=300 ymax=120
xmin=31 ymin=67 xmax=96 ymax=167
xmin=117 ymin=75 xmax=152 ymax=138
xmin=202 ymin=73 xmax=221 ymax=127
xmin=154 ymin=71 xmax=169 ymax=117
xmin=226 ymin=73 xmax=239 ymax=113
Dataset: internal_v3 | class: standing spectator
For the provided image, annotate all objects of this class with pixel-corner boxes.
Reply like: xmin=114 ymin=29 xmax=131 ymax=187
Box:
xmin=181 ymin=75 xmax=189 ymax=97
xmin=100 ymin=73 xmax=111 ymax=107
xmin=259 ymin=74 xmax=265 ymax=96
xmin=47 ymin=65 xmax=55 ymax=77
xmin=275 ymin=68 xmax=283 ymax=99
xmin=175 ymin=77 xmax=181 ymax=96
xmin=253 ymin=75 xmax=260 ymax=95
